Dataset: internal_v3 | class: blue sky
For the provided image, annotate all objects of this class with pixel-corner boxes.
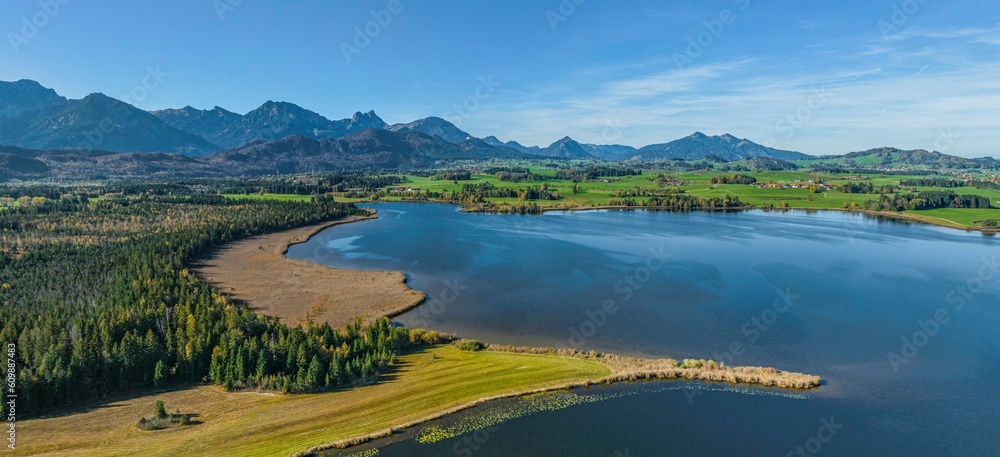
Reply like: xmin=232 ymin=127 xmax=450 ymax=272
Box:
xmin=1 ymin=0 xmax=998 ymax=156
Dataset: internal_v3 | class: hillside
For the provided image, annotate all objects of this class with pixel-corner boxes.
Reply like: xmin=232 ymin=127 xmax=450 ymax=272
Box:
xmin=204 ymin=129 xmax=528 ymax=175
xmin=388 ymin=117 xmax=472 ymax=143
xmin=0 ymin=93 xmax=221 ymax=155
xmin=636 ymin=132 xmax=811 ymax=161
xmin=835 ymin=147 xmax=998 ymax=169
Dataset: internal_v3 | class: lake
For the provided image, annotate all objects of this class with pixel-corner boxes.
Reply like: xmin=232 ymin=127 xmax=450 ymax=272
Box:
xmin=287 ymin=203 xmax=1000 ymax=456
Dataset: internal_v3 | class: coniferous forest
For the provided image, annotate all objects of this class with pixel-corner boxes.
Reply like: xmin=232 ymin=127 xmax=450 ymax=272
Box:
xmin=0 ymin=187 xmax=438 ymax=417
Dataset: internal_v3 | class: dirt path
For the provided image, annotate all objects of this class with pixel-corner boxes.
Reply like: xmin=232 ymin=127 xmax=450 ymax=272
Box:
xmin=191 ymin=214 xmax=425 ymax=328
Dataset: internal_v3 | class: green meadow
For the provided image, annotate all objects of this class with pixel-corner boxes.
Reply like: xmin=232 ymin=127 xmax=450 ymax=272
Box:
xmin=229 ymin=167 xmax=1000 ymax=231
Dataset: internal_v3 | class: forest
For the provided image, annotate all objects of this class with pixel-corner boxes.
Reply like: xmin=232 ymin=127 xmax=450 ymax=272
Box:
xmin=898 ymin=178 xmax=968 ymax=188
xmin=554 ymin=166 xmax=642 ymax=182
xmin=837 ymin=182 xmax=896 ymax=194
xmin=606 ymin=192 xmax=745 ymax=210
xmin=861 ymin=190 xmax=991 ymax=211
xmin=0 ymin=188 xmax=439 ymax=418
xmin=709 ymin=174 xmax=757 ymax=185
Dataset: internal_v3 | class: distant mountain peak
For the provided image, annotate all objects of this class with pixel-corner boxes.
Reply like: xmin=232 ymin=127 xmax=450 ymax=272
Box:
xmin=637 ymin=133 xmax=810 ymax=162
xmin=482 ymin=135 xmax=503 ymax=143
xmin=387 ymin=117 xmax=472 ymax=144
xmin=348 ymin=110 xmax=387 ymax=131
xmin=0 ymin=87 xmax=220 ymax=155
xmin=541 ymin=136 xmax=593 ymax=159
xmin=80 ymin=92 xmax=114 ymax=103
xmin=0 ymin=79 xmax=68 ymax=119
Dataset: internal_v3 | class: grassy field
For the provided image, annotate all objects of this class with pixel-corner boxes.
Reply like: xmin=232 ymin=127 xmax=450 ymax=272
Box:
xmin=19 ymin=346 xmax=611 ymax=457
xmin=223 ymin=169 xmax=1000 ymax=231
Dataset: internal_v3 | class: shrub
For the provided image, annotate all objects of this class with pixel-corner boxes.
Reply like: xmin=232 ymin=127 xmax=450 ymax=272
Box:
xmin=455 ymin=339 xmax=484 ymax=351
xmin=137 ymin=401 xmax=192 ymax=431
xmin=680 ymin=359 xmax=705 ymax=369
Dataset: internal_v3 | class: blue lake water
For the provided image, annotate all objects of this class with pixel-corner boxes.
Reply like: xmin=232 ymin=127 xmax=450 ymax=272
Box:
xmin=287 ymin=203 xmax=1000 ymax=456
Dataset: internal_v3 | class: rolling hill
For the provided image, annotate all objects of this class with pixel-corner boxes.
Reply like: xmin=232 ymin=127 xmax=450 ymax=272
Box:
xmin=636 ymin=132 xmax=811 ymax=161
xmin=204 ymin=128 xmax=528 ymax=175
xmin=388 ymin=117 xmax=473 ymax=144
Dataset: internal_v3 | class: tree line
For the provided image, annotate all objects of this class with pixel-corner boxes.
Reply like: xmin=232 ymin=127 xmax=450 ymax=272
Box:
xmin=0 ymin=190 xmax=439 ymax=417
xmin=709 ymin=174 xmax=757 ymax=185
xmin=838 ymin=182 xmax=896 ymax=194
xmin=607 ymin=193 xmax=745 ymax=210
xmin=554 ymin=166 xmax=641 ymax=182
xmin=861 ymin=190 xmax=991 ymax=211
xmin=899 ymin=178 xmax=969 ymax=188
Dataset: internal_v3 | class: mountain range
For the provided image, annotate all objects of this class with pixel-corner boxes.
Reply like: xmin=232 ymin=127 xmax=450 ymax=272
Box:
xmin=151 ymin=104 xmax=389 ymax=149
xmin=1 ymin=79 xmax=990 ymax=180
xmin=0 ymin=81 xmax=219 ymax=155
xmin=636 ymin=132 xmax=810 ymax=162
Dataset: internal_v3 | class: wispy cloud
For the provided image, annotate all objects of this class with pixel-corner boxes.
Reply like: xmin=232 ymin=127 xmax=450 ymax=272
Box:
xmin=884 ymin=25 xmax=1000 ymax=44
xmin=451 ymin=21 xmax=1000 ymax=157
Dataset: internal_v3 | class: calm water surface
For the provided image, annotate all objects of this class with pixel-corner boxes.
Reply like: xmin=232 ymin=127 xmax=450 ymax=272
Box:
xmin=287 ymin=203 xmax=1000 ymax=456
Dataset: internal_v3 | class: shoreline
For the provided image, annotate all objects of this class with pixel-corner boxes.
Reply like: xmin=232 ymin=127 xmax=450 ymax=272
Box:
xmin=276 ymin=211 xmax=433 ymax=321
xmin=109 ymin=207 xmax=823 ymax=456
xmin=300 ymin=345 xmax=820 ymax=454
xmin=202 ymin=205 xmax=827 ymax=455
xmin=273 ymin=210 xmax=430 ymax=321
xmin=531 ymin=204 xmax=992 ymax=233
xmin=190 ymin=212 xmax=426 ymax=329
xmin=364 ymin=200 xmax=993 ymax=233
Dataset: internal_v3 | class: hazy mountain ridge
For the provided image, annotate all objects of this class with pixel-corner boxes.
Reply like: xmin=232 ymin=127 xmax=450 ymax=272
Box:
xmin=4 ymin=79 xmax=997 ymax=181
xmin=540 ymin=137 xmax=593 ymax=159
xmin=636 ymin=132 xmax=811 ymax=162
xmin=152 ymin=103 xmax=390 ymax=150
xmin=387 ymin=117 xmax=473 ymax=144
xmin=150 ymin=106 xmax=242 ymax=143
xmin=0 ymin=92 xmax=221 ymax=155
xmin=838 ymin=147 xmax=997 ymax=169
xmin=484 ymin=136 xmax=543 ymax=155
xmin=203 ymin=128 xmax=529 ymax=175
xmin=0 ymin=79 xmax=68 ymax=119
